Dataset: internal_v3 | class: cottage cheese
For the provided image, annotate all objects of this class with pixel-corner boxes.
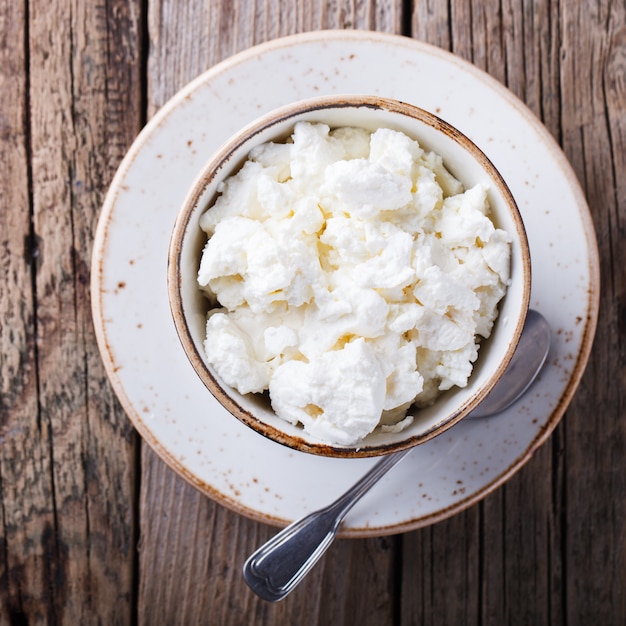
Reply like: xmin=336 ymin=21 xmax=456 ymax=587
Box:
xmin=197 ymin=122 xmax=511 ymax=446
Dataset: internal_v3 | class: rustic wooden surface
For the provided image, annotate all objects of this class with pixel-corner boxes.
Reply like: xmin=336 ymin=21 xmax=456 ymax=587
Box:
xmin=0 ymin=1 xmax=623 ymax=624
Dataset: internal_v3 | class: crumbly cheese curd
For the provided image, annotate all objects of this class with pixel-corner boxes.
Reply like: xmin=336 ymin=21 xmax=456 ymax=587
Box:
xmin=197 ymin=121 xmax=511 ymax=446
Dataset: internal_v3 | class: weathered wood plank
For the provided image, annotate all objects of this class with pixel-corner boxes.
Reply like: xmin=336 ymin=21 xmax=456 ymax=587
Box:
xmin=559 ymin=0 xmax=626 ymax=622
xmin=138 ymin=1 xmax=403 ymax=623
xmin=0 ymin=0 xmax=143 ymax=622
xmin=0 ymin=2 xmax=56 ymax=622
xmin=480 ymin=443 xmax=565 ymax=626
xmin=412 ymin=0 xmax=451 ymax=49
xmin=400 ymin=509 xmax=480 ymax=625
xmin=2 ymin=0 xmax=625 ymax=623
xmin=146 ymin=0 xmax=403 ymax=116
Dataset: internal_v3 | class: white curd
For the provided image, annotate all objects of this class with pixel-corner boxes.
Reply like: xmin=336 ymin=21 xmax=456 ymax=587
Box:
xmin=198 ymin=122 xmax=511 ymax=445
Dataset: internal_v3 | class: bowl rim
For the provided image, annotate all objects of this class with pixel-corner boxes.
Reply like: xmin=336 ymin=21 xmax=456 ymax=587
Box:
xmin=167 ymin=94 xmax=532 ymax=458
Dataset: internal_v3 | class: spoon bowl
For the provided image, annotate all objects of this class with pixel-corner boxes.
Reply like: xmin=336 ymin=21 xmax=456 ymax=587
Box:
xmin=467 ymin=309 xmax=551 ymax=419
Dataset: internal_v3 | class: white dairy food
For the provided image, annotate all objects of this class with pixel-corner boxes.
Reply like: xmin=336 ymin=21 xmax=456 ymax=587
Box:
xmin=197 ymin=121 xmax=511 ymax=446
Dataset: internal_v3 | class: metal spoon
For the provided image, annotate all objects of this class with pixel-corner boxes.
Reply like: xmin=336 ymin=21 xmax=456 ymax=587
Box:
xmin=243 ymin=309 xmax=551 ymax=602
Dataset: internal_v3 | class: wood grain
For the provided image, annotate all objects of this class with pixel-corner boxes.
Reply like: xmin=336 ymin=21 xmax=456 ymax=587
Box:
xmin=1 ymin=0 xmax=143 ymax=622
xmin=0 ymin=0 xmax=624 ymax=623
xmin=559 ymin=1 xmax=626 ymax=622
xmin=146 ymin=0 xmax=403 ymax=116
xmin=0 ymin=2 xmax=51 ymax=622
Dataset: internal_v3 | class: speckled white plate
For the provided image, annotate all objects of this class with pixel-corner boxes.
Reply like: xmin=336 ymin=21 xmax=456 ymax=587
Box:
xmin=91 ymin=31 xmax=599 ymax=536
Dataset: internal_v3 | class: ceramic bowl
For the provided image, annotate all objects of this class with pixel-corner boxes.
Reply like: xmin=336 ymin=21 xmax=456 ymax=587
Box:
xmin=167 ymin=95 xmax=531 ymax=458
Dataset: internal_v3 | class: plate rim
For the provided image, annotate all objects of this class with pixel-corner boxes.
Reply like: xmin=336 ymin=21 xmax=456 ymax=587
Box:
xmin=90 ymin=29 xmax=600 ymax=536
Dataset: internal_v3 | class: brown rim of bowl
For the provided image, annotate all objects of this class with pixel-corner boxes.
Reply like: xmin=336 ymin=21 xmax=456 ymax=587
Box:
xmin=167 ymin=94 xmax=532 ymax=458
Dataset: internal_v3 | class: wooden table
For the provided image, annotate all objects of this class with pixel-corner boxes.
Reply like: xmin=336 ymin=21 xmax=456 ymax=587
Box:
xmin=1 ymin=1 xmax=623 ymax=624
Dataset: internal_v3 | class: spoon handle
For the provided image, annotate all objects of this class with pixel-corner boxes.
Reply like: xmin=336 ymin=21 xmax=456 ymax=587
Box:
xmin=243 ymin=448 xmax=411 ymax=601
